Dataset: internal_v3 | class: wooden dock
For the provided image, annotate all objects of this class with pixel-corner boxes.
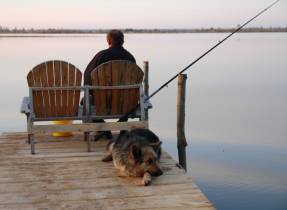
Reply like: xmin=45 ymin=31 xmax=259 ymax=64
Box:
xmin=0 ymin=132 xmax=215 ymax=210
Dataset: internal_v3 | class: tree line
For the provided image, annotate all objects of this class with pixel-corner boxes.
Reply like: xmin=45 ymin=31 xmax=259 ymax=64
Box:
xmin=1 ymin=26 xmax=287 ymax=34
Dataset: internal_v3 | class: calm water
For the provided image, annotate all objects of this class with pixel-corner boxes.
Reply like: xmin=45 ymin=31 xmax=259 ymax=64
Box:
xmin=0 ymin=33 xmax=286 ymax=210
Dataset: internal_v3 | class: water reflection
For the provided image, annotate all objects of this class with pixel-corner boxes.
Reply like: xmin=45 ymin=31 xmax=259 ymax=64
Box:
xmin=0 ymin=33 xmax=287 ymax=210
xmin=163 ymin=140 xmax=287 ymax=210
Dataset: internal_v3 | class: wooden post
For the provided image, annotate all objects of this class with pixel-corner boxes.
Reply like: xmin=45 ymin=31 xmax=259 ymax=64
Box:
xmin=143 ymin=61 xmax=149 ymax=120
xmin=177 ymin=74 xmax=188 ymax=171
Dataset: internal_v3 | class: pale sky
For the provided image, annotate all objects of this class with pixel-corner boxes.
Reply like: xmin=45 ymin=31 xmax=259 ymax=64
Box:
xmin=0 ymin=0 xmax=286 ymax=29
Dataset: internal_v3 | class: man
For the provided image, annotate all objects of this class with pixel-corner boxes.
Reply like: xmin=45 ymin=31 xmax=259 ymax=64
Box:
xmin=84 ymin=29 xmax=136 ymax=86
xmin=84 ymin=30 xmax=136 ymax=140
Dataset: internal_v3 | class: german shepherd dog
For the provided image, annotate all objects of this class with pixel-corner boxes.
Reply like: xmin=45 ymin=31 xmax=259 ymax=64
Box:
xmin=102 ymin=128 xmax=163 ymax=186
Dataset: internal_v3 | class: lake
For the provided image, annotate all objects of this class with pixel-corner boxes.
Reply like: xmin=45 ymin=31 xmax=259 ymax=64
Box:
xmin=0 ymin=33 xmax=286 ymax=210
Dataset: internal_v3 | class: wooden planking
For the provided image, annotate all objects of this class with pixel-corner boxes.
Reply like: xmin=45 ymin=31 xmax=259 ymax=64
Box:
xmin=0 ymin=184 xmax=208 ymax=205
xmin=67 ymin=63 xmax=75 ymax=116
xmin=34 ymin=65 xmax=46 ymax=118
xmin=0 ymin=198 xmax=214 ymax=210
xmin=47 ymin=61 xmax=56 ymax=116
xmin=26 ymin=70 xmax=39 ymax=115
xmin=26 ymin=60 xmax=82 ymax=118
xmin=117 ymin=61 xmax=125 ymax=115
xmin=104 ymin=62 xmax=112 ymax=114
xmin=122 ymin=61 xmax=132 ymax=113
xmin=0 ymin=163 xmax=187 ymax=183
xmin=39 ymin=63 xmax=48 ymax=116
xmin=130 ymin=63 xmax=141 ymax=110
xmin=91 ymin=68 xmax=101 ymax=114
xmin=94 ymin=65 xmax=106 ymax=115
xmin=0 ymin=195 xmax=214 ymax=210
xmin=31 ymin=121 xmax=148 ymax=134
xmin=61 ymin=61 xmax=69 ymax=116
xmin=74 ymin=68 xmax=82 ymax=116
xmin=111 ymin=61 xmax=120 ymax=115
xmin=0 ymin=132 xmax=215 ymax=210
xmin=0 ymin=175 xmax=195 ymax=194
xmin=27 ymin=65 xmax=44 ymax=118
xmin=91 ymin=60 xmax=144 ymax=116
xmin=54 ymin=61 xmax=62 ymax=116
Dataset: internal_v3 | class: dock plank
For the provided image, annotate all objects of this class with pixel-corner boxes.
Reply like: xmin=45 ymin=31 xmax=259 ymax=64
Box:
xmin=0 ymin=133 xmax=215 ymax=210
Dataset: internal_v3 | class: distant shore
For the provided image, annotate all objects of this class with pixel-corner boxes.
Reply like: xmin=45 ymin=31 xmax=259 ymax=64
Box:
xmin=0 ymin=27 xmax=287 ymax=34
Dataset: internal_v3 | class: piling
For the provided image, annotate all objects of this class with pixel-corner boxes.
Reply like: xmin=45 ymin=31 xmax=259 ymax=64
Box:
xmin=143 ymin=61 xmax=149 ymax=120
xmin=177 ymin=74 xmax=188 ymax=171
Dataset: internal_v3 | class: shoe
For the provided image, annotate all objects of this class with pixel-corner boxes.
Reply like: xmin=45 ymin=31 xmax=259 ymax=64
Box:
xmin=94 ymin=131 xmax=112 ymax=141
xmin=120 ymin=130 xmax=128 ymax=135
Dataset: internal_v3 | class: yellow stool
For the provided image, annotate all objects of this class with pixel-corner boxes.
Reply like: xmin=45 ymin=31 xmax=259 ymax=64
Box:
xmin=52 ymin=120 xmax=73 ymax=137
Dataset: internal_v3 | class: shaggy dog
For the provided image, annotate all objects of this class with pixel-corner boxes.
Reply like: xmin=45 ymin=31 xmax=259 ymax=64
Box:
xmin=102 ymin=128 xmax=163 ymax=186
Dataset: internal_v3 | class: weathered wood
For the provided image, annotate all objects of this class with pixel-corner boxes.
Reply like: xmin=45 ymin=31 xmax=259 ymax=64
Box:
xmin=111 ymin=62 xmax=120 ymax=114
xmin=26 ymin=60 xmax=82 ymax=118
xmin=91 ymin=60 xmax=144 ymax=116
xmin=96 ymin=63 xmax=108 ymax=114
xmin=31 ymin=121 xmax=148 ymax=134
xmin=28 ymin=65 xmax=44 ymax=118
xmin=47 ymin=61 xmax=56 ymax=116
xmin=143 ymin=61 xmax=149 ymax=120
xmin=68 ymin=63 xmax=75 ymax=116
xmin=0 ymin=133 xmax=215 ymax=210
xmin=39 ymin=62 xmax=51 ymax=117
xmin=143 ymin=61 xmax=149 ymax=97
xmin=61 ymin=61 xmax=69 ymax=116
xmin=54 ymin=61 xmax=62 ymax=116
xmin=177 ymin=74 xmax=188 ymax=171
xmin=122 ymin=62 xmax=132 ymax=113
xmin=74 ymin=70 xmax=82 ymax=116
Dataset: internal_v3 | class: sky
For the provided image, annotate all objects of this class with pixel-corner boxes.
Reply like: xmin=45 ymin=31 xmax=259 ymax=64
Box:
xmin=0 ymin=0 xmax=286 ymax=29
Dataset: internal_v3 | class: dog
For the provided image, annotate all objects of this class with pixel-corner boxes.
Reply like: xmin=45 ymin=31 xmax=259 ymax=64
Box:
xmin=102 ymin=128 xmax=163 ymax=186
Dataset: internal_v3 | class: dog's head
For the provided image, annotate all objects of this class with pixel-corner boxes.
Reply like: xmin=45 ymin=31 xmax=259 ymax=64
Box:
xmin=127 ymin=128 xmax=162 ymax=160
xmin=128 ymin=141 xmax=163 ymax=177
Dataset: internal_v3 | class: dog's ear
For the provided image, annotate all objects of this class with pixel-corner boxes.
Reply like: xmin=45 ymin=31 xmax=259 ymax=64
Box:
xmin=150 ymin=141 xmax=162 ymax=151
xmin=129 ymin=143 xmax=142 ymax=164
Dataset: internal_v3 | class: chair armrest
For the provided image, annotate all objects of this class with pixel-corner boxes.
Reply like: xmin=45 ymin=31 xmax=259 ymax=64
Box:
xmin=143 ymin=95 xmax=153 ymax=110
xmin=20 ymin=97 xmax=30 ymax=114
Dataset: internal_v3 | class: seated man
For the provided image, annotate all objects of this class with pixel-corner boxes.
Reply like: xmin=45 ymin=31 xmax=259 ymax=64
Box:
xmin=84 ymin=29 xmax=136 ymax=139
xmin=84 ymin=30 xmax=136 ymax=86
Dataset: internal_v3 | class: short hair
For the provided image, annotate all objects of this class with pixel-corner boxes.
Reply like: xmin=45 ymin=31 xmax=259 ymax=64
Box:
xmin=107 ymin=30 xmax=124 ymax=47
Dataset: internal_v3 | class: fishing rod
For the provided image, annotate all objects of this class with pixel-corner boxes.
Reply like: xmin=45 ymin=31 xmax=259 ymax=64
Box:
xmin=120 ymin=0 xmax=280 ymax=120
xmin=146 ymin=0 xmax=280 ymax=101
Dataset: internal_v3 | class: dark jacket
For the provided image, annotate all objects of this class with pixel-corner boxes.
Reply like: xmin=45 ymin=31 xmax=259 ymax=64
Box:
xmin=84 ymin=46 xmax=136 ymax=85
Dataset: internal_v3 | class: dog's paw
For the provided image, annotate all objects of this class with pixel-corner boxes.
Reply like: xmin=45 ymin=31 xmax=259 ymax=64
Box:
xmin=142 ymin=172 xmax=152 ymax=186
xmin=142 ymin=178 xmax=151 ymax=186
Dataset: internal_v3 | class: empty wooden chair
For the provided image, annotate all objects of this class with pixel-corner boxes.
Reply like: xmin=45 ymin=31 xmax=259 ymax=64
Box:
xmin=21 ymin=60 xmax=83 ymax=154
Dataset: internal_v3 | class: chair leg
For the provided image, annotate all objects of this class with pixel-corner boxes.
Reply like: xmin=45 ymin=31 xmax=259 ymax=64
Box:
xmin=30 ymin=134 xmax=35 ymax=155
xmin=85 ymin=132 xmax=91 ymax=152
xmin=27 ymin=134 xmax=31 ymax=144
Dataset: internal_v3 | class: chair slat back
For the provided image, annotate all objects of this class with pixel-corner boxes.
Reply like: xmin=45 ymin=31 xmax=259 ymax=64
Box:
xmin=27 ymin=60 xmax=82 ymax=118
xmin=91 ymin=60 xmax=144 ymax=116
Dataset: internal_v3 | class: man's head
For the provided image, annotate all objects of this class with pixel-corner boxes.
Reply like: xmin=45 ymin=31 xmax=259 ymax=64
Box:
xmin=107 ymin=30 xmax=124 ymax=47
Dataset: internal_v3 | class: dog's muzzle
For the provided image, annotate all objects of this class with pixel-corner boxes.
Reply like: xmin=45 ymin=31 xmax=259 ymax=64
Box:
xmin=149 ymin=167 xmax=163 ymax=177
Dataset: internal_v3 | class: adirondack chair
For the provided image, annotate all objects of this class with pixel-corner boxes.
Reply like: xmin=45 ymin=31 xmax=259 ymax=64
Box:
xmin=86 ymin=60 xmax=151 ymax=137
xmin=21 ymin=60 xmax=150 ymax=154
xmin=21 ymin=60 xmax=84 ymax=154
